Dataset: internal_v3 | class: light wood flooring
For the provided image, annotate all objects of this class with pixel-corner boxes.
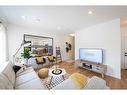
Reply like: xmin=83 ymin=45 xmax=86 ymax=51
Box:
xmin=44 ymin=62 xmax=127 ymax=89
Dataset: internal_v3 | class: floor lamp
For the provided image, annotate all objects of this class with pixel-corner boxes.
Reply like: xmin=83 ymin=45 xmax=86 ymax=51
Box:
xmin=13 ymin=40 xmax=31 ymax=65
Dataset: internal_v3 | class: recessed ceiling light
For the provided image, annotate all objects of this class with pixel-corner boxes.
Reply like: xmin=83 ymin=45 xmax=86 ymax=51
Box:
xmin=35 ymin=18 xmax=41 ymax=22
xmin=57 ymin=26 xmax=61 ymax=30
xmin=88 ymin=10 xmax=93 ymax=15
xmin=69 ymin=33 xmax=75 ymax=37
xmin=21 ymin=16 xmax=26 ymax=19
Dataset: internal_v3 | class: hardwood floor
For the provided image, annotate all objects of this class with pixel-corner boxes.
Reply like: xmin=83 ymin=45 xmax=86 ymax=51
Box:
xmin=52 ymin=62 xmax=127 ymax=89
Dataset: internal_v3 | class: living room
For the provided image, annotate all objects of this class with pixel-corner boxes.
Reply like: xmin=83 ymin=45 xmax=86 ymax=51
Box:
xmin=1 ymin=6 xmax=127 ymax=91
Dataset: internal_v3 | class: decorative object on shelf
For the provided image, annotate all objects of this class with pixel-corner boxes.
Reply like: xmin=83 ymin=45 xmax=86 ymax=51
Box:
xmin=13 ymin=40 xmax=31 ymax=65
xmin=65 ymin=42 xmax=72 ymax=53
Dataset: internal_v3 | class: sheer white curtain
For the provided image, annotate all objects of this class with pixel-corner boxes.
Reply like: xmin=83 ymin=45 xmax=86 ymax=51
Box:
xmin=0 ymin=23 xmax=7 ymax=63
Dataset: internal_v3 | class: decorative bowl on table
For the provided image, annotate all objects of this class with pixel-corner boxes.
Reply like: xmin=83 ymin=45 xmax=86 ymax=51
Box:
xmin=52 ymin=69 xmax=62 ymax=75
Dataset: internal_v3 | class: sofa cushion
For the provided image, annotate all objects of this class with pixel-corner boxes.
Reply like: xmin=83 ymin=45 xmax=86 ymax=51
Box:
xmin=15 ymin=78 xmax=45 ymax=89
xmin=2 ymin=61 xmax=15 ymax=87
xmin=15 ymin=71 xmax=39 ymax=87
xmin=84 ymin=76 xmax=108 ymax=89
xmin=0 ymin=73 xmax=13 ymax=89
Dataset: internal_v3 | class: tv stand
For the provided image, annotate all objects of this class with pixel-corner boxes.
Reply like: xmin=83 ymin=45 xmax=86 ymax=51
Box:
xmin=82 ymin=63 xmax=92 ymax=69
xmin=75 ymin=60 xmax=107 ymax=78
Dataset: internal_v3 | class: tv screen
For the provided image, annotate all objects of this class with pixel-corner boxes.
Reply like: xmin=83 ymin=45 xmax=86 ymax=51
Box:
xmin=79 ymin=48 xmax=103 ymax=64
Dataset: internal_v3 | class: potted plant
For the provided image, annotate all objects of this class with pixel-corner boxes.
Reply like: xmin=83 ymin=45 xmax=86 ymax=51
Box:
xmin=21 ymin=47 xmax=31 ymax=64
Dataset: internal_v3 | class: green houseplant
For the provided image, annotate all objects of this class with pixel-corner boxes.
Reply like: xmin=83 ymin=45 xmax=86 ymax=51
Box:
xmin=21 ymin=47 xmax=31 ymax=64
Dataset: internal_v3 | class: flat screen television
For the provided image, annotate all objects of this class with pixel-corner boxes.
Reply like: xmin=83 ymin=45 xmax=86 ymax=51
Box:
xmin=79 ymin=48 xmax=103 ymax=64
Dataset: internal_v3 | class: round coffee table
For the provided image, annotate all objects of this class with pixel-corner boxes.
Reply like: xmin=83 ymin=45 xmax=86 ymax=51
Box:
xmin=48 ymin=68 xmax=66 ymax=84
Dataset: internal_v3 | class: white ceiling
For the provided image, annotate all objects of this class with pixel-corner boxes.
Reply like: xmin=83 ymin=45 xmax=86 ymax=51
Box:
xmin=0 ymin=6 xmax=127 ymax=33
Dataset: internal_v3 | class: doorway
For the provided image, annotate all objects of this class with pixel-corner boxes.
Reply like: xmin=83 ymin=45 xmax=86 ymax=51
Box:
xmin=121 ymin=18 xmax=127 ymax=69
xmin=64 ymin=33 xmax=75 ymax=63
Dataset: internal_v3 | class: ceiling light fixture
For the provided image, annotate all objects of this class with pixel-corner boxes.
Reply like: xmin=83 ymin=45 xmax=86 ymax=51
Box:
xmin=88 ymin=10 xmax=93 ymax=15
xmin=70 ymin=33 xmax=75 ymax=37
xmin=21 ymin=16 xmax=26 ymax=19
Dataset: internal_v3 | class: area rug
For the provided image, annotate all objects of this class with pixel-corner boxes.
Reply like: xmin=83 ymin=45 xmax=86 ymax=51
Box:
xmin=42 ymin=74 xmax=69 ymax=90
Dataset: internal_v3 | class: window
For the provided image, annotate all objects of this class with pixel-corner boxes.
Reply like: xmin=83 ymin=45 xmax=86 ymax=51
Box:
xmin=0 ymin=23 xmax=7 ymax=63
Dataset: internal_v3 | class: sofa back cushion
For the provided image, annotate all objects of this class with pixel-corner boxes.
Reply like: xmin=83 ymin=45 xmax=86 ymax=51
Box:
xmin=0 ymin=73 xmax=13 ymax=89
xmin=2 ymin=61 xmax=15 ymax=88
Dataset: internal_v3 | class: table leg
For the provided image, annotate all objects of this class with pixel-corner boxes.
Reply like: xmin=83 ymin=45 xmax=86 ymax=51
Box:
xmin=50 ymin=76 xmax=53 ymax=84
xmin=101 ymin=73 xmax=104 ymax=78
xmin=62 ymin=75 xmax=65 ymax=80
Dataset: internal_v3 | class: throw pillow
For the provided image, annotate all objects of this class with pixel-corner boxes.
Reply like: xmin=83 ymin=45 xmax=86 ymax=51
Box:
xmin=36 ymin=56 xmax=45 ymax=64
xmin=48 ymin=56 xmax=54 ymax=61
xmin=13 ymin=65 xmax=21 ymax=73
xmin=16 ymin=67 xmax=24 ymax=76
xmin=69 ymin=73 xmax=88 ymax=89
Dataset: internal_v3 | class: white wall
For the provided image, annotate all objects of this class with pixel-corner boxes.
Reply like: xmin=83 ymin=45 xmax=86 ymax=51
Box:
xmin=7 ymin=24 xmax=71 ymax=62
xmin=75 ymin=19 xmax=121 ymax=79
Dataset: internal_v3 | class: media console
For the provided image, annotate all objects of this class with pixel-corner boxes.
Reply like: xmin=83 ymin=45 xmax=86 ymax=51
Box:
xmin=75 ymin=60 xmax=107 ymax=78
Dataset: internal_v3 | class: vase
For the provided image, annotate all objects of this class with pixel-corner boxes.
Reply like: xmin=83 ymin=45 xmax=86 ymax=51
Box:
xmin=24 ymin=58 xmax=28 ymax=65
